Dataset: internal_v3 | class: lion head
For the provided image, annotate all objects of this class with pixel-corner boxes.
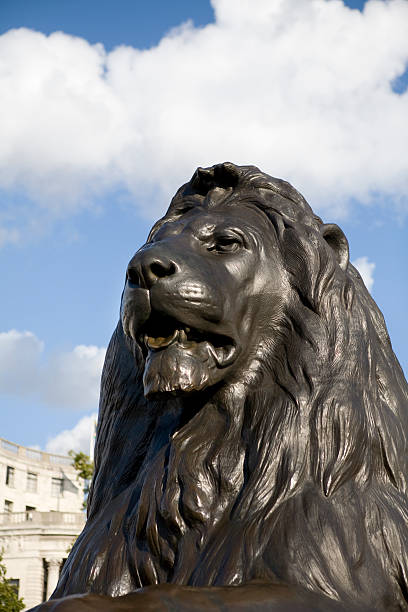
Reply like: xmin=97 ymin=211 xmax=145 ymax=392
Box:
xmin=54 ymin=163 xmax=408 ymax=610
xmin=121 ymin=177 xmax=292 ymax=398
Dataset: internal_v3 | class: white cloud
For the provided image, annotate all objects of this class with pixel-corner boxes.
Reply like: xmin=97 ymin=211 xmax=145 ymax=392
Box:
xmin=0 ymin=0 xmax=407 ymax=233
xmin=352 ymin=256 xmax=376 ymax=291
xmin=45 ymin=413 xmax=97 ymax=455
xmin=0 ymin=330 xmax=105 ymax=410
xmin=45 ymin=345 xmax=106 ymax=408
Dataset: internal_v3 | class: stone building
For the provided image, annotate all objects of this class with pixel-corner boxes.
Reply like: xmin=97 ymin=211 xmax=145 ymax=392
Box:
xmin=0 ymin=437 xmax=86 ymax=610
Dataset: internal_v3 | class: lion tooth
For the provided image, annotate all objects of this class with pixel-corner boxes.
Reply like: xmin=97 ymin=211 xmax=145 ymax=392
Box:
xmin=179 ymin=328 xmax=188 ymax=342
xmin=211 ymin=343 xmax=236 ymax=367
xmin=145 ymin=329 xmax=178 ymax=350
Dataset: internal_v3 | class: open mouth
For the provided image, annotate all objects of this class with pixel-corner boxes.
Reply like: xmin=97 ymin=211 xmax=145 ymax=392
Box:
xmin=140 ymin=313 xmax=236 ymax=367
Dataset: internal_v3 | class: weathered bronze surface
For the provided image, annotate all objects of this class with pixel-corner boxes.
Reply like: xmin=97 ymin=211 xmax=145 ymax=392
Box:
xmin=31 ymin=163 xmax=408 ymax=611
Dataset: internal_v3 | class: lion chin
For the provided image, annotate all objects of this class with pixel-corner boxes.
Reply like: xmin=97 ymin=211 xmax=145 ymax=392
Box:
xmin=143 ymin=340 xmax=216 ymax=397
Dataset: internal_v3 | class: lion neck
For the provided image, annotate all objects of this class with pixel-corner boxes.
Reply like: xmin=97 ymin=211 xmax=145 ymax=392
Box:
xmin=127 ymin=381 xmax=247 ymax=585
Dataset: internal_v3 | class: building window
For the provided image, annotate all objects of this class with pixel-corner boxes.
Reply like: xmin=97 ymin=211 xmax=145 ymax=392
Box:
xmin=26 ymin=472 xmax=38 ymax=492
xmin=42 ymin=558 xmax=48 ymax=603
xmin=51 ymin=477 xmax=64 ymax=497
xmin=4 ymin=499 xmax=13 ymax=513
xmin=26 ymin=505 xmax=36 ymax=520
xmin=5 ymin=466 xmax=15 ymax=487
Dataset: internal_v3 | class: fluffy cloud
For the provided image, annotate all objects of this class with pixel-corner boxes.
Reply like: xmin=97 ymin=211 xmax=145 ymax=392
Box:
xmin=0 ymin=0 xmax=407 ymax=234
xmin=45 ymin=345 xmax=106 ymax=408
xmin=45 ymin=412 xmax=97 ymax=455
xmin=352 ymin=256 xmax=376 ymax=292
xmin=0 ymin=330 xmax=105 ymax=410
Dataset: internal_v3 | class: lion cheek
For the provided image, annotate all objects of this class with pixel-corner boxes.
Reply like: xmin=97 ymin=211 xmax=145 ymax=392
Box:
xmin=143 ymin=343 xmax=216 ymax=398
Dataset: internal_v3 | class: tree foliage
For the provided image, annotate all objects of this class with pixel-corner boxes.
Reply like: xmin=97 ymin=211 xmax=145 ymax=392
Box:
xmin=69 ymin=450 xmax=94 ymax=509
xmin=0 ymin=551 xmax=24 ymax=612
xmin=68 ymin=450 xmax=94 ymax=481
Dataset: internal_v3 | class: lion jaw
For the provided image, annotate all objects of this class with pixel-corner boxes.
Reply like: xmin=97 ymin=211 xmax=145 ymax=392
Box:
xmin=143 ymin=319 xmax=237 ymax=398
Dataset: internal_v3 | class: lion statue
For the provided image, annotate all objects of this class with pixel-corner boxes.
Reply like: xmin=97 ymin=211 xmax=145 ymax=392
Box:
xmin=34 ymin=163 xmax=408 ymax=611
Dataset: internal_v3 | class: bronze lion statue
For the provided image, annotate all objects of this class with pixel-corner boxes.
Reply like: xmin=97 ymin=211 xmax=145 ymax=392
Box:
xmin=34 ymin=163 xmax=408 ymax=611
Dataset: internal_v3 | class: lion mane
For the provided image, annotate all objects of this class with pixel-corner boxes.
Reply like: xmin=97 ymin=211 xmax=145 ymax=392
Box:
xmin=54 ymin=163 xmax=408 ymax=610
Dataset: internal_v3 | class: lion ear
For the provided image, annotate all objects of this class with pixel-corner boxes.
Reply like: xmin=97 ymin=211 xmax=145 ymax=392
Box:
xmin=320 ymin=223 xmax=349 ymax=271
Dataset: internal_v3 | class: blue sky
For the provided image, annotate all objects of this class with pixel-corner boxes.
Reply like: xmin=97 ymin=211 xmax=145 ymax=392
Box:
xmin=0 ymin=0 xmax=407 ymax=454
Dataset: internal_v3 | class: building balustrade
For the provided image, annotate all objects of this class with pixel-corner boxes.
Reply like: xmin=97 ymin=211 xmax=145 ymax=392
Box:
xmin=0 ymin=437 xmax=72 ymax=466
xmin=0 ymin=510 xmax=85 ymax=527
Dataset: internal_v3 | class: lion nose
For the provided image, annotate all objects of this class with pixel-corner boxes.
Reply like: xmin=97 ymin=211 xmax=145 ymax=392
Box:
xmin=127 ymin=252 xmax=177 ymax=288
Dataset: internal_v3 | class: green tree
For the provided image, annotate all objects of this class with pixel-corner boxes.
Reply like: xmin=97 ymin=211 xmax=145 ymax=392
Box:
xmin=68 ymin=450 xmax=94 ymax=481
xmin=0 ymin=551 xmax=24 ymax=612
xmin=68 ymin=450 xmax=94 ymax=509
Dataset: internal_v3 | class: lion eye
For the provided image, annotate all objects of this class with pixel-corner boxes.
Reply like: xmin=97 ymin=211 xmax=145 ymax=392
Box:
xmin=210 ymin=234 xmax=242 ymax=253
